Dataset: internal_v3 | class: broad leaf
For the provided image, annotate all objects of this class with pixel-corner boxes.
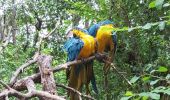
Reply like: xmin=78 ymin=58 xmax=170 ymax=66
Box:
xmin=125 ymin=91 xmax=134 ymax=96
xmin=142 ymin=76 xmax=150 ymax=82
xmin=155 ymin=0 xmax=164 ymax=9
xmin=130 ymin=76 xmax=140 ymax=84
xmin=166 ymin=74 xmax=170 ymax=80
xmin=139 ymin=92 xmax=160 ymax=100
xmin=120 ymin=96 xmax=132 ymax=100
xmin=149 ymin=1 xmax=156 ymax=8
xmin=150 ymin=80 xmax=159 ymax=85
xmin=164 ymin=89 xmax=170 ymax=95
xmin=158 ymin=21 xmax=165 ymax=31
xmin=149 ymin=92 xmax=160 ymax=99
xmin=163 ymin=3 xmax=170 ymax=7
xmin=142 ymin=23 xmax=151 ymax=29
xmin=158 ymin=66 xmax=168 ymax=72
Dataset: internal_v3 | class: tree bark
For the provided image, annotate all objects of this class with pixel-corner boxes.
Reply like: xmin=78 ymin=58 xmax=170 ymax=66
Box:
xmin=37 ymin=55 xmax=57 ymax=100
xmin=11 ymin=0 xmax=17 ymax=44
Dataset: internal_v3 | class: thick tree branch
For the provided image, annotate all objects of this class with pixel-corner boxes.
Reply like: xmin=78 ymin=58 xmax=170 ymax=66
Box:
xmin=37 ymin=55 xmax=57 ymax=100
xmin=0 ymin=80 xmax=65 ymax=100
xmin=13 ymin=54 xmax=107 ymax=91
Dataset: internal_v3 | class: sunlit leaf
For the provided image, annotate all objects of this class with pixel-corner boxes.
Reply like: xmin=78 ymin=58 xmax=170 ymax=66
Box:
xmin=142 ymin=96 xmax=149 ymax=100
xmin=125 ymin=91 xmax=134 ymax=96
xmin=142 ymin=23 xmax=151 ymax=29
xmin=158 ymin=21 xmax=165 ymax=30
xmin=166 ymin=74 xmax=170 ymax=80
xmin=149 ymin=92 xmax=160 ymax=99
xmin=130 ymin=76 xmax=140 ymax=84
xmin=158 ymin=66 xmax=168 ymax=72
xmin=142 ymin=76 xmax=150 ymax=82
xmin=150 ymin=80 xmax=159 ymax=85
xmin=139 ymin=92 xmax=149 ymax=97
xmin=139 ymin=92 xmax=160 ymax=100
xmin=149 ymin=1 xmax=156 ymax=8
xmin=164 ymin=89 xmax=170 ymax=95
xmin=155 ymin=0 xmax=164 ymax=9
xmin=163 ymin=3 xmax=170 ymax=7
xmin=152 ymin=86 xmax=166 ymax=93
xmin=120 ymin=96 xmax=132 ymax=100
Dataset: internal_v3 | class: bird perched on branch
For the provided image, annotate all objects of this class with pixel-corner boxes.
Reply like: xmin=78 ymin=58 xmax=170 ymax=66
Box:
xmin=88 ymin=20 xmax=117 ymax=74
xmin=64 ymin=27 xmax=98 ymax=100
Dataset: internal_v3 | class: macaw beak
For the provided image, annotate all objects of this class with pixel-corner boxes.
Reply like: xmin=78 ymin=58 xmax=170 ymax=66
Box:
xmin=66 ymin=31 xmax=73 ymax=38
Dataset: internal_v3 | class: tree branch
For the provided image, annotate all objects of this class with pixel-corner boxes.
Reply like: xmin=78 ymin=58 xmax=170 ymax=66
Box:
xmin=110 ymin=63 xmax=132 ymax=86
xmin=9 ymin=52 xmax=39 ymax=87
xmin=0 ymin=80 xmax=65 ymax=100
xmin=12 ymin=54 xmax=107 ymax=91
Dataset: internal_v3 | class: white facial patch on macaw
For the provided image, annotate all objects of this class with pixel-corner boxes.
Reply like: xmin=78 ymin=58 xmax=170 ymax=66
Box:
xmin=67 ymin=31 xmax=73 ymax=38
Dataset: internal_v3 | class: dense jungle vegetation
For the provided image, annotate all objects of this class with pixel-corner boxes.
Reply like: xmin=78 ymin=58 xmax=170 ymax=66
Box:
xmin=0 ymin=0 xmax=170 ymax=100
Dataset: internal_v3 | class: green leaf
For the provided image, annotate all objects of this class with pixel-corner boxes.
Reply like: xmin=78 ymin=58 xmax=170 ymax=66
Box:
xmin=158 ymin=66 xmax=168 ymax=72
xmin=142 ymin=96 xmax=149 ymax=100
xmin=120 ymin=96 xmax=132 ymax=100
xmin=149 ymin=1 xmax=156 ymax=8
xmin=150 ymin=80 xmax=159 ymax=85
xmin=159 ymin=21 xmax=165 ymax=30
xmin=139 ymin=92 xmax=149 ymax=97
xmin=166 ymin=74 xmax=170 ymax=80
xmin=163 ymin=3 xmax=170 ymax=7
xmin=125 ymin=91 xmax=134 ymax=96
xmin=149 ymin=93 xmax=160 ymax=99
xmin=152 ymin=86 xmax=166 ymax=93
xmin=130 ymin=76 xmax=140 ymax=84
xmin=155 ymin=0 xmax=164 ymax=9
xmin=142 ymin=23 xmax=151 ymax=29
xmin=164 ymin=89 xmax=170 ymax=95
xmin=142 ymin=76 xmax=150 ymax=82
xmin=139 ymin=92 xmax=160 ymax=100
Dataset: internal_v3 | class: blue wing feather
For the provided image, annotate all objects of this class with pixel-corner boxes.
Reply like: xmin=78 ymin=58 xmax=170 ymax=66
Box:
xmin=64 ymin=38 xmax=84 ymax=61
xmin=87 ymin=24 xmax=100 ymax=37
xmin=88 ymin=20 xmax=114 ymax=37
xmin=111 ymin=31 xmax=117 ymax=53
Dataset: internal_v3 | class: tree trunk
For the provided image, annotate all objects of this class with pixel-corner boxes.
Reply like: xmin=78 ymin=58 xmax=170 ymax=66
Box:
xmin=37 ymin=55 xmax=57 ymax=100
xmin=11 ymin=0 xmax=17 ymax=44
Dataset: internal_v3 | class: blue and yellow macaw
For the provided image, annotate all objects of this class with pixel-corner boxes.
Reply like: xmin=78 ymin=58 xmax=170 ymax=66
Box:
xmin=64 ymin=27 xmax=98 ymax=100
xmin=87 ymin=20 xmax=117 ymax=74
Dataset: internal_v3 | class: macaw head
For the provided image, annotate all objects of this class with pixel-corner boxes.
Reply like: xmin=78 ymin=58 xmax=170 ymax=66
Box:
xmin=66 ymin=27 xmax=89 ymax=38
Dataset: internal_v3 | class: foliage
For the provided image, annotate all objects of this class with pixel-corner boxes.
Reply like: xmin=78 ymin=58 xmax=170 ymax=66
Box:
xmin=0 ymin=0 xmax=170 ymax=99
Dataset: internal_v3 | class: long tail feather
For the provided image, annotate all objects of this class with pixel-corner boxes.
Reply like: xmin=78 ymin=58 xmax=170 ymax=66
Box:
xmin=90 ymin=66 xmax=98 ymax=94
xmin=87 ymin=61 xmax=98 ymax=94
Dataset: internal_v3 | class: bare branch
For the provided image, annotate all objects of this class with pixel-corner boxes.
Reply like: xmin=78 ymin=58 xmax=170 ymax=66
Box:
xmin=9 ymin=52 xmax=39 ymax=87
xmin=0 ymin=80 xmax=65 ymax=100
xmin=110 ymin=63 xmax=132 ymax=86
xmin=0 ymin=80 xmax=10 ymax=89
xmin=13 ymin=53 xmax=107 ymax=91
xmin=44 ymin=23 xmax=59 ymax=39
xmin=36 ymin=22 xmax=59 ymax=53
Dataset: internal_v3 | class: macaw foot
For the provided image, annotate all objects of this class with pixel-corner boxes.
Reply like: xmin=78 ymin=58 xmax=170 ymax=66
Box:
xmin=95 ymin=53 xmax=105 ymax=63
xmin=80 ymin=58 xmax=87 ymax=64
